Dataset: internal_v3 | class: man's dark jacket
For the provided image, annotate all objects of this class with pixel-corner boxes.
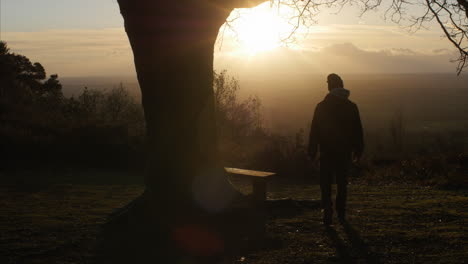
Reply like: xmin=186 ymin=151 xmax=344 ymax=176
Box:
xmin=308 ymin=91 xmax=364 ymax=157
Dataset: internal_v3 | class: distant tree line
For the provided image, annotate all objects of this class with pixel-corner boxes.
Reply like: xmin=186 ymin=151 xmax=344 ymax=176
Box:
xmin=0 ymin=42 xmax=145 ymax=169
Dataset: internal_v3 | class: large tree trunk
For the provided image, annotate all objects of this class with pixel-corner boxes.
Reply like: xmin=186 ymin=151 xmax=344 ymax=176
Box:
xmin=99 ymin=1 xmax=265 ymax=262
xmin=119 ymin=1 xmax=238 ymax=210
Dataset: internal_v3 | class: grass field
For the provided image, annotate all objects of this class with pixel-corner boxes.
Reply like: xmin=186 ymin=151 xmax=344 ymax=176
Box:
xmin=0 ymin=176 xmax=466 ymax=264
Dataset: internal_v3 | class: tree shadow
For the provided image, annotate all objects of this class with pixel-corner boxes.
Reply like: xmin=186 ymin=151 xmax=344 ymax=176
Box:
xmin=265 ymin=198 xmax=321 ymax=218
xmin=325 ymin=221 xmax=382 ymax=264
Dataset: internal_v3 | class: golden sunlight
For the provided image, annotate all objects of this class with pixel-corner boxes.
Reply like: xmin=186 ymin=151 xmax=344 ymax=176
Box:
xmin=226 ymin=3 xmax=298 ymax=55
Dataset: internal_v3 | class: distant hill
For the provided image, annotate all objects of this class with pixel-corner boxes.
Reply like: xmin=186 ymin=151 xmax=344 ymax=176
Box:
xmin=60 ymin=76 xmax=140 ymax=98
xmin=238 ymin=73 xmax=468 ymax=134
xmin=60 ymin=74 xmax=468 ymax=134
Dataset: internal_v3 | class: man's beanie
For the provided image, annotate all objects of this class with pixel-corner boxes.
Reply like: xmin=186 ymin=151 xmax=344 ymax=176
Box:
xmin=327 ymin=73 xmax=344 ymax=88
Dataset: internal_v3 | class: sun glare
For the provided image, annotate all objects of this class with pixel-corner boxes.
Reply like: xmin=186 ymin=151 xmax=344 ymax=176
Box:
xmin=225 ymin=4 xmax=298 ymax=56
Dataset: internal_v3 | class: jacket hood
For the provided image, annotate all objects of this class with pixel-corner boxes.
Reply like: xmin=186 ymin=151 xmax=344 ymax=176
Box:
xmin=329 ymin=87 xmax=350 ymax=99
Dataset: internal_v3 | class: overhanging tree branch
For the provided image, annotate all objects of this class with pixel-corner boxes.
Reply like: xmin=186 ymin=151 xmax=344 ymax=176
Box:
xmin=282 ymin=0 xmax=468 ymax=74
xmin=425 ymin=0 xmax=468 ymax=74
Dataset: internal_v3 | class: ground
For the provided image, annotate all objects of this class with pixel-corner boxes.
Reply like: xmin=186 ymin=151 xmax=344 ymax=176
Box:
xmin=0 ymin=174 xmax=466 ymax=264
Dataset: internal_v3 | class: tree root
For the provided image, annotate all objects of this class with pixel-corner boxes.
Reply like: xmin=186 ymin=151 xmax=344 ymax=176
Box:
xmin=95 ymin=191 xmax=266 ymax=264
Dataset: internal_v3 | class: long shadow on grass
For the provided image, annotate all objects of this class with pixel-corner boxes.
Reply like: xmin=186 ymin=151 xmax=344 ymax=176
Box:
xmin=341 ymin=220 xmax=382 ymax=264
xmin=266 ymin=199 xmax=321 ymax=218
xmin=325 ymin=226 xmax=354 ymax=263
xmin=325 ymin=221 xmax=382 ymax=264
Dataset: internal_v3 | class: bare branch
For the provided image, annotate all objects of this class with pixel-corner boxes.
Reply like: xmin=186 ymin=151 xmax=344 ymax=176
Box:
xmin=218 ymin=0 xmax=468 ymax=73
xmin=282 ymin=0 xmax=313 ymax=41
xmin=425 ymin=0 xmax=468 ymax=74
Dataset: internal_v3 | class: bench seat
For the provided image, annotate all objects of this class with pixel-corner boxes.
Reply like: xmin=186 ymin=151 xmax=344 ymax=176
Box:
xmin=225 ymin=167 xmax=276 ymax=204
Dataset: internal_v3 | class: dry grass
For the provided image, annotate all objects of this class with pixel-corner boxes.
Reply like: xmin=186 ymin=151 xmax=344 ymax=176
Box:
xmin=0 ymin=177 xmax=466 ymax=263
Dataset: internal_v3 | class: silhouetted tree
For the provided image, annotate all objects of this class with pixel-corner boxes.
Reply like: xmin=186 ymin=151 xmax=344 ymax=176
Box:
xmin=214 ymin=70 xmax=263 ymax=141
xmin=213 ymin=70 xmax=267 ymax=167
xmin=41 ymin=74 xmax=62 ymax=98
xmin=116 ymin=0 xmax=268 ymax=217
xmin=0 ymin=41 xmax=63 ymax=105
xmin=76 ymin=87 xmax=104 ymax=122
xmin=102 ymin=83 xmax=138 ymax=123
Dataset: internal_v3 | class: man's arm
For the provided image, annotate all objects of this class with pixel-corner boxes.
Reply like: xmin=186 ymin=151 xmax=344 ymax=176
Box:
xmin=352 ymin=104 xmax=364 ymax=160
xmin=308 ymin=106 xmax=320 ymax=160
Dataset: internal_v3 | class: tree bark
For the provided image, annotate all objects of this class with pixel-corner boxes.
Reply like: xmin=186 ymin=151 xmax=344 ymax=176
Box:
xmin=116 ymin=0 xmax=247 ymax=216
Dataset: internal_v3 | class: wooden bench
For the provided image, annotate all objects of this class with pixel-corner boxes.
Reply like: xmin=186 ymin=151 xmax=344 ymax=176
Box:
xmin=225 ymin=167 xmax=276 ymax=205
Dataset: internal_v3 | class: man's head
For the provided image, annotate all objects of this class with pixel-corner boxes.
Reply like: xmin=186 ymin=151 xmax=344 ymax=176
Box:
xmin=327 ymin=73 xmax=344 ymax=91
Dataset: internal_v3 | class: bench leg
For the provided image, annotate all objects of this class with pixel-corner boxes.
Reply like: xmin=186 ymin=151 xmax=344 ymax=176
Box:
xmin=251 ymin=178 xmax=267 ymax=240
xmin=252 ymin=178 xmax=267 ymax=205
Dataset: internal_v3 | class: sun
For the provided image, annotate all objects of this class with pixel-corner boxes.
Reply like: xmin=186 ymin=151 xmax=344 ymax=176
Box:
xmin=226 ymin=3 xmax=297 ymax=55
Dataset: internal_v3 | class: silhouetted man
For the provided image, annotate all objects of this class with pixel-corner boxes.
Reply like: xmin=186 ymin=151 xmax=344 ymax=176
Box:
xmin=308 ymin=73 xmax=364 ymax=225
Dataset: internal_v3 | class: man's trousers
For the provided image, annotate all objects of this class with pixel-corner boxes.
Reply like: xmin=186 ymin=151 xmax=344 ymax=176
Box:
xmin=319 ymin=152 xmax=351 ymax=216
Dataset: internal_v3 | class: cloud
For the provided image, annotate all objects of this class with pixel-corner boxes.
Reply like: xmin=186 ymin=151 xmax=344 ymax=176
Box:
xmin=215 ymin=42 xmax=460 ymax=77
xmin=3 ymin=26 xmax=461 ymax=78
xmin=3 ymin=28 xmax=134 ymax=77
xmin=317 ymin=43 xmax=458 ymax=73
xmin=289 ymin=23 xmax=452 ymax=54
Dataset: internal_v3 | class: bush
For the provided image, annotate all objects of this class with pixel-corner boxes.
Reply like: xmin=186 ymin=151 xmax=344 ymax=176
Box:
xmin=214 ymin=70 xmax=266 ymax=167
xmin=214 ymin=71 xmax=315 ymax=180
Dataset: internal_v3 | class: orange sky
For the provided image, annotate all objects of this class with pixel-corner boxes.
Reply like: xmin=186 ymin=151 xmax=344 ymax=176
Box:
xmin=2 ymin=2 xmax=463 ymax=77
